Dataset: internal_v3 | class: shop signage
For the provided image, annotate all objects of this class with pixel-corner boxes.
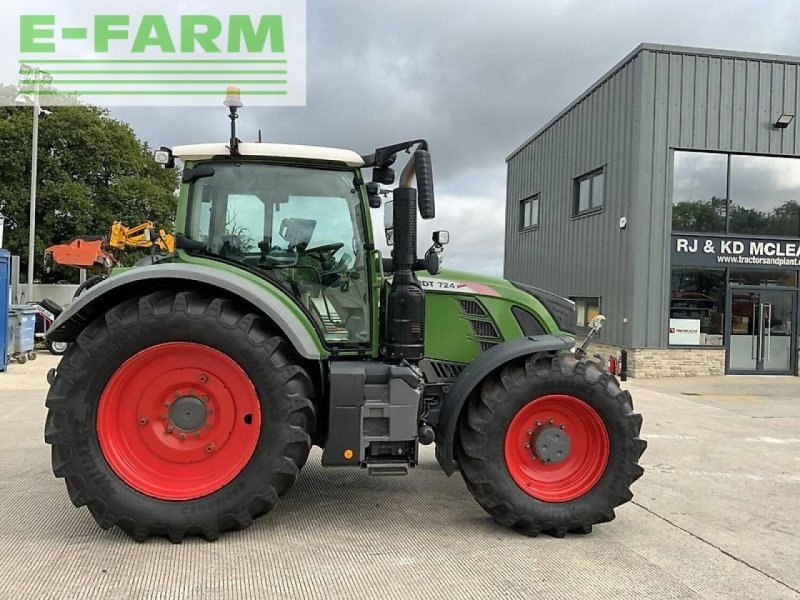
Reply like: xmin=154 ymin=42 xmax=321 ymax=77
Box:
xmin=668 ymin=318 xmax=701 ymax=345
xmin=671 ymin=233 xmax=800 ymax=269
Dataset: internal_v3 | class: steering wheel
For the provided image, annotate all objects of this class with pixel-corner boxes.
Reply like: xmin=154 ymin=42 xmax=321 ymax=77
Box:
xmin=305 ymin=243 xmax=344 ymax=258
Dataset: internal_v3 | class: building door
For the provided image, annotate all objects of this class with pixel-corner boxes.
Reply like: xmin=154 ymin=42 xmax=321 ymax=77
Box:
xmin=727 ymin=288 xmax=797 ymax=374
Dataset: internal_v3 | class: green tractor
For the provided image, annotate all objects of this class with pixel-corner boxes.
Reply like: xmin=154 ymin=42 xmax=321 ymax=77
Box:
xmin=44 ymin=91 xmax=645 ymax=542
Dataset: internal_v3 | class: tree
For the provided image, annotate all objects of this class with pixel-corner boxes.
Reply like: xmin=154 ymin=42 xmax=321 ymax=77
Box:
xmin=671 ymin=195 xmax=726 ymax=232
xmin=0 ymin=84 xmax=179 ymax=283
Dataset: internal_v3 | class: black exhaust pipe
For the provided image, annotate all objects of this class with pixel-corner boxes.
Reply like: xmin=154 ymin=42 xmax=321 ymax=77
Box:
xmin=386 ymin=186 xmax=425 ymax=361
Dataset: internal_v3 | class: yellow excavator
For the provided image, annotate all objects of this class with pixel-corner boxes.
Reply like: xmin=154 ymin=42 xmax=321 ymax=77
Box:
xmin=45 ymin=221 xmax=175 ymax=274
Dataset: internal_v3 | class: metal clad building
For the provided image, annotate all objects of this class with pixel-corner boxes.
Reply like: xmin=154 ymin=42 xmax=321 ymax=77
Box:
xmin=505 ymin=44 xmax=800 ymax=377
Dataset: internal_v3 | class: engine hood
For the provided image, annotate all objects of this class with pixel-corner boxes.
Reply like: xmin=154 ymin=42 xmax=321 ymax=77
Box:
xmin=417 ymin=269 xmax=577 ymax=335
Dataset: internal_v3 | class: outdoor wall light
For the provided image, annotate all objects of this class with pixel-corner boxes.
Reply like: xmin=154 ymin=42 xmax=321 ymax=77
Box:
xmin=14 ymin=94 xmax=30 ymax=106
xmin=773 ymin=113 xmax=794 ymax=128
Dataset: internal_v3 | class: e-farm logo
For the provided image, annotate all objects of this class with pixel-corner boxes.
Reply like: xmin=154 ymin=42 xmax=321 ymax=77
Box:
xmin=8 ymin=0 xmax=306 ymax=107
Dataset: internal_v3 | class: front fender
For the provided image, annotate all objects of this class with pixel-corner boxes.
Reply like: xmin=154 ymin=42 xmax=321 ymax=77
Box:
xmin=46 ymin=263 xmax=325 ymax=360
xmin=434 ymin=334 xmax=574 ymax=475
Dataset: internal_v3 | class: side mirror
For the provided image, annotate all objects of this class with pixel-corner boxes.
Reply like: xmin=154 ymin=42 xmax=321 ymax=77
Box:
xmin=415 ymin=149 xmax=435 ymax=219
xmin=384 ymin=200 xmax=394 ymax=246
xmin=423 ymin=246 xmax=442 ymax=275
xmin=372 ymin=153 xmax=396 ymax=185
xmin=433 ymin=230 xmax=449 ymax=246
xmin=366 ymin=182 xmax=382 ymax=209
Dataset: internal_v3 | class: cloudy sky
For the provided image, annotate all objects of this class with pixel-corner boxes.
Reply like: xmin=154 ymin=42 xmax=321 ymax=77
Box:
xmin=107 ymin=0 xmax=800 ymax=275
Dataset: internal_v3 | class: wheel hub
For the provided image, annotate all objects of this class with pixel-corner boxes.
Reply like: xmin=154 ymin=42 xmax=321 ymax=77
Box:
xmin=169 ymin=396 xmax=208 ymax=432
xmin=96 ymin=342 xmax=261 ymax=501
xmin=504 ymin=394 xmax=610 ymax=503
xmin=532 ymin=425 xmax=571 ymax=464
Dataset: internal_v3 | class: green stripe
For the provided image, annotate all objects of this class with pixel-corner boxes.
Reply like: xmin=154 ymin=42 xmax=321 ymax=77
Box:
xmin=22 ymin=79 xmax=288 ymax=85
xmin=19 ymin=59 xmax=287 ymax=64
xmin=41 ymin=70 xmax=287 ymax=74
xmin=21 ymin=90 xmax=288 ymax=96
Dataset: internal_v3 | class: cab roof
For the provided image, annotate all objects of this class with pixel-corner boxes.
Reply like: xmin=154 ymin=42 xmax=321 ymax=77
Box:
xmin=172 ymin=143 xmax=365 ymax=167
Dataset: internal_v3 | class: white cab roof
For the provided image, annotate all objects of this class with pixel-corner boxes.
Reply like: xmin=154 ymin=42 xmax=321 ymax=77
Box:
xmin=172 ymin=143 xmax=364 ymax=167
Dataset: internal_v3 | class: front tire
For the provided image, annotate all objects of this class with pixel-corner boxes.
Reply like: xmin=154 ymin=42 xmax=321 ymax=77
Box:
xmin=44 ymin=290 xmax=316 ymax=542
xmin=457 ymin=352 xmax=646 ymax=537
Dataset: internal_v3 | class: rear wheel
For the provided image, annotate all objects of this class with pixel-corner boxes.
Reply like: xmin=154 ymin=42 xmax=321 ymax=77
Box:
xmin=45 ymin=290 xmax=316 ymax=542
xmin=457 ymin=352 xmax=646 ymax=536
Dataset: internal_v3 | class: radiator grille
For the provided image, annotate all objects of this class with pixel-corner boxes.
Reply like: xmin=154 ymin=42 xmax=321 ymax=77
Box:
xmin=457 ymin=298 xmax=487 ymax=317
xmin=479 ymin=341 xmax=498 ymax=353
xmin=429 ymin=360 xmax=466 ymax=380
xmin=468 ymin=319 xmax=499 ymax=338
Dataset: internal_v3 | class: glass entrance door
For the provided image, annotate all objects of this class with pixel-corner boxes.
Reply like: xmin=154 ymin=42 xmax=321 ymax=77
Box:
xmin=727 ymin=289 xmax=796 ymax=374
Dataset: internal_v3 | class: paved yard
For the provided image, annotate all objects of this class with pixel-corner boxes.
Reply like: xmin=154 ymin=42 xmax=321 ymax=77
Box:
xmin=0 ymin=354 xmax=798 ymax=599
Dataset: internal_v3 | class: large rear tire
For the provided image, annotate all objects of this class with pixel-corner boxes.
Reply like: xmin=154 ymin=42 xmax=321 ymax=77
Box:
xmin=456 ymin=352 xmax=646 ymax=537
xmin=44 ymin=290 xmax=316 ymax=542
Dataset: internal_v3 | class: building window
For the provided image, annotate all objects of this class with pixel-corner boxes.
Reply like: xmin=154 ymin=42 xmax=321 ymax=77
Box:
xmin=729 ymin=269 xmax=798 ymax=287
xmin=672 ymin=151 xmax=727 ymax=234
xmin=669 ymin=268 xmax=725 ymax=346
xmin=672 ymin=151 xmax=800 ymax=237
xmin=729 ymin=155 xmax=800 ymax=237
xmin=519 ymin=195 xmax=539 ymax=230
xmin=573 ymin=168 xmax=604 ymax=216
xmin=570 ymin=296 xmax=600 ymax=328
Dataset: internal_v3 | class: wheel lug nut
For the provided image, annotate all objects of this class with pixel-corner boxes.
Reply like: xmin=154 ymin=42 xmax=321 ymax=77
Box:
xmin=179 ymin=433 xmax=186 ymax=441
xmin=535 ymin=420 xmax=542 ymax=427
xmin=193 ymin=432 xmax=201 ymax=439
xmin=560 ymin=424 xmax=565 ymax=430
xmin=164 ymin=400 xmax=171 ymax=407
xmin=205 ymin=443 xmax=215 ymax=453
xmin=166 ymin=425 xmax=174 ymax=434
xmin=526 ymin=430 xmax=533 ymax=435
xmin=138 ymin=416 xmax=148 ymax=426
xmin=548 ymin=418 xmax=554 ymax=424
xmin=174 ymin=391 xmax=182 ymax=398
xmin=160 ymin=414 xmax=168 ymax=421
xmin=524 ymin=443 xmax=530 ymax=448
xmin=198 ymin=374 xmax=208 ymax=383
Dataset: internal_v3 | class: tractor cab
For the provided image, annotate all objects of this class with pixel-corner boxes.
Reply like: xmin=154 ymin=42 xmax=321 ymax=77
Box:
xmin=172 ymin=143 xmax=374 ymax=346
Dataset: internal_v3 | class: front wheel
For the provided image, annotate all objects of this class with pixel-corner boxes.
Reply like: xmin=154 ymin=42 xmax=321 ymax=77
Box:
xmin=45 ymin=290 xmax=316 ymax=542
xmin=456 ymin=352 xmax=646 ymax=536
xmin=46 ymin=339 xmax=70 ymax=355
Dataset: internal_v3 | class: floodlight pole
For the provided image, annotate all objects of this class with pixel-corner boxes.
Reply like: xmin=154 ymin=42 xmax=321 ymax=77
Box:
xmin=26 ymin=77 xmax=41 ymax=302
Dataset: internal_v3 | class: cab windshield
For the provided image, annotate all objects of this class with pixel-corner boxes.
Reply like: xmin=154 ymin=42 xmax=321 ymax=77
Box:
xmin=186 ymin=162 xmax=370 ymax=344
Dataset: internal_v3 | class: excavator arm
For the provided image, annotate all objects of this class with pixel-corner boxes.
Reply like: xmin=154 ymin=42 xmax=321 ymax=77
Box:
xmin=45 ymin=221 xmax=175 ymax=273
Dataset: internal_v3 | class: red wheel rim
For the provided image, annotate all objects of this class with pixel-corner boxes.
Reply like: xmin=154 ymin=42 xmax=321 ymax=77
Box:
xmin=504 ymin=394 xmax=609 ymax=502
xmin=96 ymin=342 xmax=261 ymax=501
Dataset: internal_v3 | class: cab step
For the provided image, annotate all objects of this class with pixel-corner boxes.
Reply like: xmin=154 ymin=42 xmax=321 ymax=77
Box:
xmin=367 ymin=464 xmax=408 ymax=476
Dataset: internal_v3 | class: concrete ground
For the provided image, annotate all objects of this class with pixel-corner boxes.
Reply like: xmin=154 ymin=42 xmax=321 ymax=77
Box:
xmin=0 ymin=355 xmax=798 ymax=599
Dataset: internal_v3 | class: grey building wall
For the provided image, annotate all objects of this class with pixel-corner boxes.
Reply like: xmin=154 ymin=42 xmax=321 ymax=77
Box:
xmin=505 ymin=43 xmax=800 ymax=349
xmin=504 ymin=49 xmax=644 ymax=347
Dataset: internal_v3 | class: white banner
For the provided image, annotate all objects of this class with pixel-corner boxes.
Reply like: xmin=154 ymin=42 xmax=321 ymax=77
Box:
xmin=2 ymin=0 xmax=306 ymax=106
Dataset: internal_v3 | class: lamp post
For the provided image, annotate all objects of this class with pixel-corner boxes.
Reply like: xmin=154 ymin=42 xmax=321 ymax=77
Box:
xmin=17 ymin=65 xmax=52 ymax=301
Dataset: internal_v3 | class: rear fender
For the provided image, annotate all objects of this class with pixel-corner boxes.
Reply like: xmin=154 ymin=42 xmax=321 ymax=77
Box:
xmin=45 ymin=263 xmax=325 ymax=360
xmin=434 ymin=334 xmax=574 ymax=475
